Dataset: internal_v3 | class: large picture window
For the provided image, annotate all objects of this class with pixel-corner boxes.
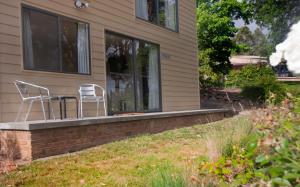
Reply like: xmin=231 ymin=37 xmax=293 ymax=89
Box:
xmin=22 ymin=6 xmax=90 ymax=74
xmin=136 ymin=0 xmax=178 ymax=31
xmin=106 ymin=32 xmax=161 ymax=114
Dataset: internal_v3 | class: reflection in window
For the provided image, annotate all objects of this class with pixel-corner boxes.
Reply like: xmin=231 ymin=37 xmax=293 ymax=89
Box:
xmin=135 ymin=41 xmax=160 ymax=111
xmin=136 ymin=0 xmax=178 ymax=31
xmin=22 ymin=7 xmax=90 ymax=74
xmin=106 ymin=32 xmax=161 ymax=114
xmin=106 ymin=34 xmax=135 ymax=114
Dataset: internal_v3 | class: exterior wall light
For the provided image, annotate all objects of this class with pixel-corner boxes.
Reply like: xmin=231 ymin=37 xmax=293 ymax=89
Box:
xmin=74 ymin=0 xmax=89 ymax=9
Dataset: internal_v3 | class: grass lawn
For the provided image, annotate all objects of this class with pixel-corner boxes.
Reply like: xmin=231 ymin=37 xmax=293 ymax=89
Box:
xmin=0 ymin=116 xmax=252 ymax=187
xmin=282 ymin=82 xmax=300 ymax=97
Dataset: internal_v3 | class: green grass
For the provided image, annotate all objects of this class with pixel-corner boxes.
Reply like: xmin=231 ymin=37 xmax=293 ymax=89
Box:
xmin=0 ymin=116 xmax=252 ymax=187
xmin=282 ymin=82 xmax=300 ymax=97
xmin=282 ymin=82 xmax=300 ymax=114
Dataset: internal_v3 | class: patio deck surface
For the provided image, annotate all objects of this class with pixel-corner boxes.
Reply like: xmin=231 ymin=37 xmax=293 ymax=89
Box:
xmin=0 ymin=109 xmax=231 ymax=130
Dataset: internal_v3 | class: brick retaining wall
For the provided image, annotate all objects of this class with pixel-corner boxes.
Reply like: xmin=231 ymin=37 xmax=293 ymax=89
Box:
xmin=0 ymin=110 xmax=232 ymax=163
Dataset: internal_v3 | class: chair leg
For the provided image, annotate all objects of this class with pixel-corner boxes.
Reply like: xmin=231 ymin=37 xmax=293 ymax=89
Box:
xmin=49 ymin=99 xmax=56 ymax=120
xmin=15 ymin=101 xmax=24 ymax=122
xmin=96 ymin=100 xmax=99 ymax=117
xmin=80 ymin=99 xmax=83 ymax=118
xmin=41 ymin=99 xmax=47 ymax=121
xmin=25 ymin=100 xmax=34 ymax=122
xmin=103 ymin=100 xmax=107 ymax=116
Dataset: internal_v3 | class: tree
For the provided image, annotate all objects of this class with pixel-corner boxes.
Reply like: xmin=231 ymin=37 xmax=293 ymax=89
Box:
xmin=234 ymin=26 xmax=254 ymax=54
xmin=234 ymin=26 xmax=272 ymax=57
xmin=252 ymin=28 xmax=272 ymax=57
xmin=249 ymin=0 xmax=300 ymax=47
xmin=197 ymin=0 xmax=252 ymax=74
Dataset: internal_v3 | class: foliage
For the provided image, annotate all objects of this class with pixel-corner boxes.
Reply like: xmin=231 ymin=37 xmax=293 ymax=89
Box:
xmin=242 ymin=75 xmax=286 ymax=105
xmin=234 ymin=26 xmax=254 ymax=54
xmin=198 ymin=93 xmax=300 ymax=186
xmin=225 ymin=64 xmax=275 ymax=87
xmin=226 ymin=64 xmax=286 ymax=104
xmin=234 ymin=26 xmax=272 ymax=56
xmin=197 ymin=0 xmax=252 ymax=74
xmin=198 ymin=50 xmax=224 ymax=88
xmin=251 ymin=103 xmax=300 ymax=187
xmin=252 ymin=28 xmax=273 ymax=57
xmin=248 ymin=0 xmax=300 ymax=47
xmin=199 ymin=143 xmax=257 ymax=185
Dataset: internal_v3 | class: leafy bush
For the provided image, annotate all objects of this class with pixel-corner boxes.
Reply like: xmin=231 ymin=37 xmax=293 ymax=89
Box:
xmin=199 ymin=50 xmax=224 ymax=88
xmin=198 ymin=99 xmax=300 ymax=186
xmin=225 ymin=64 xmax=275 ymax=88
xmin=241 ymin=77 xmax=286 ymax=105
xmin=226 ymin=65 xmax=286 ymax=104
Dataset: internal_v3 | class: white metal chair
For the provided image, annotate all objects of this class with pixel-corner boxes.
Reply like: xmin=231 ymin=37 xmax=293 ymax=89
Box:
xmin=79 ymin=84 xmax=107 ymax=118
xmin=14 ymin=80 xmax=56 ymax=122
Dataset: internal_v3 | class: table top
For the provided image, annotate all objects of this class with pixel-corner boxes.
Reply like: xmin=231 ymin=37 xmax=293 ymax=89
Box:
xmin=51 ymin=96 xmax=78 ymax=100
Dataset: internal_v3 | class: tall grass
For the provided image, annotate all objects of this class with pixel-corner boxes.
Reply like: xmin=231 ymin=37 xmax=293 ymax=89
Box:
xmin=202 ymin=116 xmax=253 ymax=160
xmin=148 ymin=162 xmax=186 ymax=187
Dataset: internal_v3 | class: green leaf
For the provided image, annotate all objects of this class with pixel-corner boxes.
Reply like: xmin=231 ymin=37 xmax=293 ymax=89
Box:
xmin=283 ymin=173 xmax=300 ymax=180
xmin=255 ymin=154 xmax=270 ymax=165
xmin=271 ymin=178 xmax=292 ymax=187
xmin=268 ymin=167 xmax=284 ymax=178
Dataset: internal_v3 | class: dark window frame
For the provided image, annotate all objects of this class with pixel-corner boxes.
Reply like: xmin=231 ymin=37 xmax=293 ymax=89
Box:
xmin=21 ymin=4 xmax=92 ymax=75
xmin=105 ymin=30 xmax=163 ymax=115
xmin=135 ymin=0 xmax=179 ymax=32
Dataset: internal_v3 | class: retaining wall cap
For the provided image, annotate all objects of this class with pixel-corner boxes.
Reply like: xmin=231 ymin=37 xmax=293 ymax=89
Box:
xmin=0 ymin=109 xmax=231 ymax=131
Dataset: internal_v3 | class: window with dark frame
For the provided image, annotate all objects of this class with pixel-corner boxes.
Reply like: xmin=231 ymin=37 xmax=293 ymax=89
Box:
xmin=22 ymin=6 xmax=90 ymax=75
xmin=105 ymin=32 xmax=161 ymax=115
xmin=136 ymin=0 xmax=178 ymax=31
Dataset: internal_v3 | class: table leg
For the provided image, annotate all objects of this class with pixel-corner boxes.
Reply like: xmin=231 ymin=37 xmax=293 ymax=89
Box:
xmin=59 ymin=98 xmax=63 ymax=120
xmin=64 ymin=98 xmax=67 ymax=119
xmin=75 ymin=98 xmax=79 ymax=119
xmin=48 ymin=101 xmax=51 ymax=119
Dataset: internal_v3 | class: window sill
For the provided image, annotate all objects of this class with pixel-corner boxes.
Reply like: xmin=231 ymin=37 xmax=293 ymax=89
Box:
xmin=21 ymin=69 xmax=93 ymax=79
xmin=135 ymin=17 xmax=179 ymax=34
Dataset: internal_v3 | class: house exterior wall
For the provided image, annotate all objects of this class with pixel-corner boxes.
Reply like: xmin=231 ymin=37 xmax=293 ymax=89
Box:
xmin=0 ymin=0 xmax=200 ymax=122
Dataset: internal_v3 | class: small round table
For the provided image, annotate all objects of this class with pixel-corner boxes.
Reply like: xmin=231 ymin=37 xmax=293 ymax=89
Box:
xmin=51 ymin=96 xmax=79 ymax=120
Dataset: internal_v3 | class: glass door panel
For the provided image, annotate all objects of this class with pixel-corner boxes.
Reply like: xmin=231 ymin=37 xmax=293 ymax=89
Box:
xmin=135 ymin=41 xmax=160 ymax=112
xmin=106 ymin=32 xmax=161 ymax=115
xmin=106 ymin=33 xmax=135 ymax=114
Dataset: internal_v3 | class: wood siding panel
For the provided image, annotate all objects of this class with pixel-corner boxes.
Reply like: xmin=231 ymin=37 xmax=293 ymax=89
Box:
xmin=0 ymin=0 xmax=199 ymax=122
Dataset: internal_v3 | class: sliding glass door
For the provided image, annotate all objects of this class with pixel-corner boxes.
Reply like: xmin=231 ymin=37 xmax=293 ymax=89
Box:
xmin=105 ymin=32 xmax=161 ymax=115
xmin=135 ymin=40 xmax=160 ymax=112
xmin=105 ymin=33 xmax=135 ymax=114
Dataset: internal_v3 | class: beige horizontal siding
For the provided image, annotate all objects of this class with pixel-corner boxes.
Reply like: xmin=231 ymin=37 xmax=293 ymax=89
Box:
xmin=0 ymin=0 xmax=199 ymax=122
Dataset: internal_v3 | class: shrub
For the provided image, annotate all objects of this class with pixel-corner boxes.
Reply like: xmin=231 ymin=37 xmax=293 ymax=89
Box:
xmin=199 ymin=50 xmax=224 ymax=88
xmin=225 ymin=64 xmax=275 ymax=88
xmin=241 ymin=76 xmax=286 ymax=105
xmin=198 ymin=98 xmax=300 ymax=187
xmin=226 ymin=64 xmax=286 ymax=104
